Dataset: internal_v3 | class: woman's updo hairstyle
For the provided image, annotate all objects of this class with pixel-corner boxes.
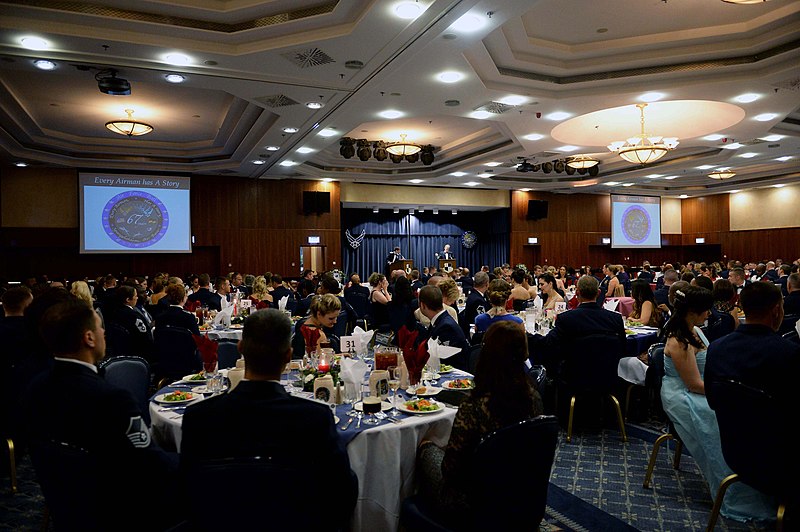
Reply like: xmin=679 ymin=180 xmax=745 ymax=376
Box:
xmin=486 ymin=278 xmax=512 ymax=307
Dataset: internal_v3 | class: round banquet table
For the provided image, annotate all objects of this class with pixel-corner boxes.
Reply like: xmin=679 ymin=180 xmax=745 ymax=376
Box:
xmin=149 ymin=368 xmax=472 ymax=532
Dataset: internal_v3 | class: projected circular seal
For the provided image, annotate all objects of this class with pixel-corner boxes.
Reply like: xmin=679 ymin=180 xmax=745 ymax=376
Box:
xmin=621 ymin=205 xmax=651 ymax=244
xmin=102 ymin=191 xmax=168 ymax=248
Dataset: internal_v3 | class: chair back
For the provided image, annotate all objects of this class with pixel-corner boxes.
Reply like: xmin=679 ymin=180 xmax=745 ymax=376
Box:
xmin=331 ymin=307 xmax=349 ymax=337
xmin=779 ymin=313 xmax=799 ymax=336
xmin=216 ymin=341 xmax=240 ymax=369
xmin=526 ymin=364 xmax=547 ymax=395
xmin=99 ymin=356 xmax=152 ymax=424
xmin=470 ymin=415 xmax=559 ymax=529
xmin=467 ymin=344 xmax=482 ymax=375
xmin=105 ymin=322 xmax=131 ymax=358
xmin=153 ymin=325 xmax=202 ymax=380
xmin=345 ymin=289 xmax=370 ymax=320
xmin=559 ymin=333 xmax=626 ymax=392
xmin=705 ymin=308 xmax=736 ymax=342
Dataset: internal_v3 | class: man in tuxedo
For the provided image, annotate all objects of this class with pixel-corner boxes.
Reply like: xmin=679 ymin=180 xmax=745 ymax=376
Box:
xmin=783 ymin=273 xmax=800 ymax=315
xmin=438 ymin=243 xmax=455 ymax=260
xmin=187 ymin=273 xmax=219 ymax=310
xmin=418 ymin=285 xmax=470 ymax=371
xmin=23 ymin=297 xmax=179 ymax=530
xmin=270 ymin=274 xmax=293 ymax=304
xmin=530 ymin=275 xmax=625 ymax=376
xmin=775 ymin=265 xmax=791 ymax=297
xmin=180 ymin=309 xmax=357 ymax=529
xmin=729 ymin=267 xmax=750 ymax=299
xmin=460 ymin=271 xmax=489 ymax=337
xmin=385 ymin=246 xmax=404 ymax=277
xmin=230 ymin=272 xmax=249 ymax=296
xmin=409 ymin=269 xmax=425 ymax=294
xmin=458 ymin=267 xmax=474 ymax=297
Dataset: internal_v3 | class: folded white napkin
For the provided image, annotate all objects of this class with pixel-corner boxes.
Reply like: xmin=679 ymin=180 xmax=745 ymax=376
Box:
xmin=618 ymin=356 xmax=648 ymax=385
xmin=603 ymin=299 xmax=620 ymax=312
xmin=340 ymin=357 xmax=369 ymax=388
xmin=533 ymin=296 xmax=543 ymax=310
xmin=213 ymin=306 xmax=234 ymax=326
xmin=426 ymin=338 xmax=461 ymax=373
xmin=278 ymin=296 xmax=289 ymax=311
xmin=352 ymin=326 xmax=375 ymax=353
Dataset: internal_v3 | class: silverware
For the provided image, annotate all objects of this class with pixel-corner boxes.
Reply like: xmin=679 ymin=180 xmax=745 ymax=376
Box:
xmin=340 ymin=416 xmax=355 ymax=431
xmin=355 ymin=412 xmax=363 ymax=429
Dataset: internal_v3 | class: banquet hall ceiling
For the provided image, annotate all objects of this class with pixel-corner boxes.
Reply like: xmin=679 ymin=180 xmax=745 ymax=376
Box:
xmin=0 ymin=0 xmax=799 ymax=199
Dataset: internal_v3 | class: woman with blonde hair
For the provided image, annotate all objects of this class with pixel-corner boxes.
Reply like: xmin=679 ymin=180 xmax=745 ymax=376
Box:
xmin=415 ymin=277 xmax=459 ymax=327
xmin=291 ymin=293 xmax=342 ymax=357
xmin=249 ymin=275 xmax=273 ymax=310
xmin=70 ymin=280 xmax=94 ymax=308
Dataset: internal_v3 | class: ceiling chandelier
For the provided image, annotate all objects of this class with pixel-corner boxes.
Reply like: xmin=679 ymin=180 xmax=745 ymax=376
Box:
xmin=607 ymin=103 xmax=678 ymax=165
xmin=708 ymin=169 xmax=736 ymax=180
xmin=566 ymin=156 xmax=599 ymax=169
xmin=105 ymin=109 xmax=153 ymax=137
xmin=386 ymin=134 xmax=422 ymax=156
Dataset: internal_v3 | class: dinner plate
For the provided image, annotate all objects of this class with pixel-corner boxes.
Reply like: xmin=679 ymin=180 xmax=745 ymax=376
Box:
xmin=422 ymin=373 xmax=441 ymax=380
xmin=191 ymin=385 xmax=229 ymax=394
xmin=443 ymin=379 xmax=474 ymax=390
xmin=397 ymin=399 xmax=444 ymax=415
xmin=408 ymin=386 xmax=442 ymax=397
xmin=353 ymin=400 xmax=393 ymax=412
xmin=177 ymin=374 xmax=207 ymax=385
xmin=438 ymin=365 xmax=454 ymax=374
xmin=154 ymin=392 xmax=199 ymax=404
xmin=228 ymin=324 xmax=244 ymax=329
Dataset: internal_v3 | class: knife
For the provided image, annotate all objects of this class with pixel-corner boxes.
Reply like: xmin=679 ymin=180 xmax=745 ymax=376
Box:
xmin=340 ymin=416 xmax=355 ymax=430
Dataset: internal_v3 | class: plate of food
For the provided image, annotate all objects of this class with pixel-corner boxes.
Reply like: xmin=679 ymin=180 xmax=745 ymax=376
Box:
xmin=354 ymin=400 xmax=393 ymax=412
xmin=438 ymin=364 xmax=454 ymax=374
xmin=155 ymin=390 xmax=198 ymax=404
xmin=408 ymin=385 xmax=442 ymax=397
xmin=177 ymin=373 xmax=207 ymax=384
xmin=228 ymin=324 xmax=244 ymax=329
xmin=190 ymin=385 xmax=229 ymax=394
xmin=443 ymin=378 xmax=474 ymax=390
xmin=398 ymin=398 xmax=444 ymax=414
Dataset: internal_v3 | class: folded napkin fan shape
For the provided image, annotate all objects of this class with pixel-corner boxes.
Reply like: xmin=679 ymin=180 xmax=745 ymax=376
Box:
xmin=193 ymin=333 xmax=218 ymax=373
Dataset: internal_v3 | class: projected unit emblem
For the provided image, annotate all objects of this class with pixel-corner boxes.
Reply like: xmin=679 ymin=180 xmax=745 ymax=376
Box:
xmin=621 ymin=205 xmax=651 ymax=244
xmin=103 ymin=191 xmax=169 ymax=248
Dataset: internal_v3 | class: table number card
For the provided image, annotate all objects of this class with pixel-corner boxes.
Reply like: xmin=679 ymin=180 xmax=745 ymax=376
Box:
xmin=240 ymin=299 xmax=252 ymax=309
xmin=340 ymin=336 xmax=357 ymax=353
xmin=554 ymin=302 xmax=567 ymax=314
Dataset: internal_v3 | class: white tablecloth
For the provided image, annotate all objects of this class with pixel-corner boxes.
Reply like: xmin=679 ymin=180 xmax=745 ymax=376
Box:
xmin=204 ymin=328 xmax=242 ymax=341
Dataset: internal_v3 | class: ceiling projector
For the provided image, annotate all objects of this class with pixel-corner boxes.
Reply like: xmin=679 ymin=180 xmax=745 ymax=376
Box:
xmin=96 ymin=69 xmax=131 ymax=95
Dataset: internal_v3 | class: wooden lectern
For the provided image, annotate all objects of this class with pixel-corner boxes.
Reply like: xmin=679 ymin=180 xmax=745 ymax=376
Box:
xmin=438 ymin=258 xmax=456 ymax=274
xmin=390 ymin=259 xmax=414 ymax=275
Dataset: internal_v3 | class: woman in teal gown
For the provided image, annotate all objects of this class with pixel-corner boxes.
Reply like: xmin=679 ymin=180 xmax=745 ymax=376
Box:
xmin=661 ymin=285 xmax=776 ymax=523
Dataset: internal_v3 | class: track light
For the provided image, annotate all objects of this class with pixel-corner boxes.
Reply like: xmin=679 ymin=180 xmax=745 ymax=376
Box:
xmin=357 ymin=139 xmax=371 ymax=161
xmin=339 ymin=137 xmax=355 ymax=159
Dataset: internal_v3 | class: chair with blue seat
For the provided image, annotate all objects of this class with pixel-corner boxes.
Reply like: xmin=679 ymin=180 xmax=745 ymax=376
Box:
xmin=153 ymin=325 xmax=202 ymax=382
xmin=400 ymin=415 xmax=559 ymax=531
xmin=105 ymin=322 xmax=132 ymax=358
xmin=98 ymin=355 xmax=152 ymax=424
xmin=216 ymin=341 xmax=240 ymax=370
xmin=778 ymin=313 xmax=799 ymax=336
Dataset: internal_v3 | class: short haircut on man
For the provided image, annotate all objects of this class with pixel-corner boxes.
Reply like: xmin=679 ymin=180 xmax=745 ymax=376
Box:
xmin=319 ymin=274 xmax=341 ymax=294
xmin=473 ymin=271 xmax=489 ymax=288
xmin=418 ymin=285 xmax=443 ymax=311
xmin=1 ymin=286 xmax=32 ymax=313
xmin=39 ymin=296 xmax=98 ymax=355
xmin=738 ymin=282 xmax=782 ymax=319
xmin=215 ymin=277 xmax=229 ymax=290
xmin=663 ymin=269 xmax=679 ymax=283
xmin=272 ymin=274 xmax=283 ymax=284
xmin=788 ymin=272 xmax=800 ymax=290
xmin=198 ymin=273 xmax=211 ymax=287
xmin=576 ymin=275 xmax=599 ymax=300
xmin=239 ymin=309 xmax=292 ymax=375
xmin=165 ymin=283 xmax=186 ymax=305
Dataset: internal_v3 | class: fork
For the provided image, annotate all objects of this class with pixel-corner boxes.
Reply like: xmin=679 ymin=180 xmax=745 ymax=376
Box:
xmin=355 ymin=412 xmax=363 ymax=429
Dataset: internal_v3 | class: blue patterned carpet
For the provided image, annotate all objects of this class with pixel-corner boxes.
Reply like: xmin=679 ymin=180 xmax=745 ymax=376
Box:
xmin=1 ymin=421 xmax=776 ymax=531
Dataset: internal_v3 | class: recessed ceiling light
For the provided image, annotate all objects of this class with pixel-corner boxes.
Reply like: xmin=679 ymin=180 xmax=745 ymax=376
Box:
xmin=165 ymin=74 xmax=185 ymax=83
xmin=306 ymin=101 xmax=325 ymax=109
xmin=523 ymin=133 xmax=544 ymax=141
xmin=394 ymin=1 xmax=424 ymax=19
xmin=410 ymin=179 xmax=423 ymax=184
xmin=497 ymin=95 xmax=527 ymax=106
xmin=639 ymin=92 xmax=665 ymax=102
xmin=645 ymin=174 xmax=663 ymax=178
xmin=318 ymin=128 xmax=337 ymax=137
xmin=753 ymin=113 xmax=777 ymax=122
xmin=451 ymin=13 xmax=486 ymax=32
xmin=437 ymin=71 xmax=463 ymax=83
xmin=373 ymin=207 xmax=380 ymax=213
xmin=697 ymin=165 xmax=716 ymax=170
xmin=739 ymin=152 xmax=758 ymax=158
xmin=605 ymin=182 xmax=620 ymax=186
xmin=520 ymin=188 xmax=531 ymax=192
xmin=33 ymin=59 xmax=56 ymax=70
xmin=417 ymin=208 xmax=425 ymax=213
xmin=776 ymin=156 xmax=792 ymax=162
xmin=464 ymin=181 xmax=479 ymax=186
xmin=433 ymin=209 xmax=439 ymax=214
xmin=470 ymin=110 xmax=492 ymax=119
xmin=773 ymin=184 xmax=785 ymax=188
xmin=393 ymin=208 xmax=400 ymax=213
xmin=282 ymin=127 xmax=299 ymax=133
xmin=251 ymin=159 xmax=266 ymax=165
xmin=734 ymin=93 xmax=760 ymax=103
xmin=622 ymin=183 xmax=635 ymax=187
xmin=545 ymin=112 xmax=571 ymax=121
xmin=452 ymin=209 xmax=457 ymax=215
xmin=451 ymin=172 xmax=467 ymax=177
xmin=679 ymin=194 xmax=689 ymax=199
xmin=477 ymin=173 xmax=492 ymax=178
xmin=485 ymin=161 xmax=502 ymax=167
xmin=703 ymin=134 xmax=725 ymax=141
xmin=15 ymin=162 xmax=28 ymax=167
xmin=379 ymin=110 xmax=403 ymax=119
xmin=164 ymin=53 xmax=191 ymax=66
xmin=265 ymin=146 xmax=280 ymax=151
xmin=556 ymin=145 xmax=580 ymax=152
xmin=296 ymin=147 xmax=314 ymax=154
xmin=279 ymin=161 xmax=297 ymax=167
xmin=20 ymin=37 xmax=48 ymax=50
xmin=730 ymin=190 xmax=741 ymax=194
xmin=322 ymin=178 xmax=333 ymax=182
xmin=760 ymin=134 xmax=783 ymax=142
xmin=663 ymin=176 xmax=679 ymax=180
xmin=722 ymin=143 xmax=744 ymax=150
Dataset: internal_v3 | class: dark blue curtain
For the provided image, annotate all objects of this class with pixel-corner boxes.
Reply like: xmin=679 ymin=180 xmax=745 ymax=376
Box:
xmin=341 ymin=208 xmax=509 ymax=279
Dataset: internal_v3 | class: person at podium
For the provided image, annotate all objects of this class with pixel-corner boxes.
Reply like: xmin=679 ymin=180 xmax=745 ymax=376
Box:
xmin=436 ymin=243 xmax=455 ymax=261
xmin=385 ymin=246 xmax=404 ymax=276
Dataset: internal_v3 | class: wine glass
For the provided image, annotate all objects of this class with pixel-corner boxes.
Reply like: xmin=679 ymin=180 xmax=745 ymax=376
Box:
xmin=387 ymin=366 xmax=401 ymax=417
xmin=362 ymin=392 xmax=382 ymax=425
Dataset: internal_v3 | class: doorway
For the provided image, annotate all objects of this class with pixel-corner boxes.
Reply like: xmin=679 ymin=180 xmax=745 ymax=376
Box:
xmin=300 ymin=246 xmax=325 ymax=274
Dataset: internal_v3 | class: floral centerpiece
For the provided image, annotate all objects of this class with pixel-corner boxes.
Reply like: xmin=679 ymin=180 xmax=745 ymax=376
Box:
xmin=299 ymin=360 xmax=342 ymax=392
xmin=231 ymin=315 xmax=245 ymax=325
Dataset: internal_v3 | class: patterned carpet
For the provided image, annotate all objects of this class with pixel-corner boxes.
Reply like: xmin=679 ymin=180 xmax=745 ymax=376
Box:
xmin=0 ymin=421 xmax=776 ymax=531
